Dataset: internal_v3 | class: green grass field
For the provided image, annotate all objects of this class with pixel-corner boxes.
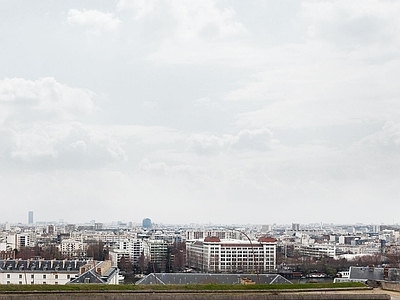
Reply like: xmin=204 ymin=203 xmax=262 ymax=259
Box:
xmin=0 ymin=282 xmax=366 ymax=292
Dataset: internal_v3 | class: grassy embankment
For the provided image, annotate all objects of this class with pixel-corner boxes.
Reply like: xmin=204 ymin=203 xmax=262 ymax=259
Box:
xmin=0 ymin=282 xmax=366 ymax=292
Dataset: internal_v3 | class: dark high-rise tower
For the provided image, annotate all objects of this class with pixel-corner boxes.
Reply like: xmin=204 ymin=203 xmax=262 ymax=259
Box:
xmin=28 ymin=211 xmax=33 ymax=224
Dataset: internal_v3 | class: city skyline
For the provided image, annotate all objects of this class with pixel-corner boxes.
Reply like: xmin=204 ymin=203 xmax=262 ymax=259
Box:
xmin=2 ymin=212 xmax=398 ymax=228
xmin=1 ymin=1 xmax=400 ymax=225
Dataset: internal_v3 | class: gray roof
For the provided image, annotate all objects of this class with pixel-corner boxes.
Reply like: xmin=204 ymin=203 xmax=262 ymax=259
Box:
xmin=68 ymin=266 xmax=118 ymax=284
xmin=0 ymin=259 xmax=87 ymax=272
xmin=136 ymin=273 xmax=292 ymax=285
xmin=349 ymin=266 xmax=400 ymax=282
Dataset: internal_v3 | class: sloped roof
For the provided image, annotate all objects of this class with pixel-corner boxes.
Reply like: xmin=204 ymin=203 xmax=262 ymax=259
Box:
xmin=68 ymin=261 xmax=118 ymax=284
xmin=258 ymin=237 xmax=277 ymax=243
xmin=136 ymin=273 xmax=292 ymax=285
xmin=68 ymin=267 xmax=118 ymax=284
xmin=349 ymin=266 xmax=383 ymax=281
xmin=349 ymin=266 xmax=400 ymax=282
xmin=0 ymin=259 xmax=86 ymax=272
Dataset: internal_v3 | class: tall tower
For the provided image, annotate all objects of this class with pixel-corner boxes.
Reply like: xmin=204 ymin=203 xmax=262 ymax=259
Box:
xmin=142 ymin=218 xmax=152 ymax=229
xmin=292 ymin=223 xmax=300 ymax=231
xmin=28 ymin=211 xmax=33 ymax=225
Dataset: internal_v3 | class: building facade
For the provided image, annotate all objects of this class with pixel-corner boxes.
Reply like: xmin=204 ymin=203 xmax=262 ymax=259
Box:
xmin=187 ymin=236 xmax=276 ymax=273
xmin=28 ymin=211 xmax=33 ymax=225
xmin=296 ymin=243 xmax=337 ymax=258
xmin=0 ymin=259 xmax=118 ymax=285
xmin=60 ymin=238 xmax=86 ymax=257
xmin=0 ymin=260 xmax=85 ymax=285
xmin=142 ymin=240 xmax=169 ymax=272
xmin=117 ymin=238 xmax=143 ymax=265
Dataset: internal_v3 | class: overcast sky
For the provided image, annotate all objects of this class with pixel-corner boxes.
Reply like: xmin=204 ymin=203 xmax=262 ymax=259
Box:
xmin=1 ymin=0 xmax=399 ymax=225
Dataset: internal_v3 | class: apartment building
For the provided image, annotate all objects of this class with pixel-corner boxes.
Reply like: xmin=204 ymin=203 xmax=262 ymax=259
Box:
xmin=186 ymin=230 xmax=242 ymax=241
xmin=0 ymin=259 xmax=119 ymax=285
xmin=142 ymin=240 xmax=169 ymax=272
xmin=187 ymin=236 xmax=276 ymax=273
xmin=117 ymin=238 xmax=143 ymax=264
xmin=0 ymin=259 xmax=86 ymax=285
xmin=296 ymin=243 xmax=337 ymax=258
xmin=5 ymin=233 xmax=36 ymax=250
xmin=60 ymin=238 xmax=86 ymax=257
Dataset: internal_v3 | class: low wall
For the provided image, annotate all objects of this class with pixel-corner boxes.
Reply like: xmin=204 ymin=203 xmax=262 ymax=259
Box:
xmin=382 ymin=281 xmax=400 ymax=292
xmin=0 ymin=291 xmax=391 ymax=300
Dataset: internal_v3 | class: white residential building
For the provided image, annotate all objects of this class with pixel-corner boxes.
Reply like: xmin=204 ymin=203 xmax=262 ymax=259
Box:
xmin=118 ymin=238 xmax=144 ymax=264
xmin=0 ymin=259 xmax=119 ymax=285
xmin=0 ymin=260 xmax=85 ymax=285
xmin=187 ymin=236 xmax=277 ymax=273
xmin=296 ymin=243 xmax=337 ymax=258
xmin=60 ymin=238 xmax=86 ymax=257
xmin=186 ymin=230 xmax=242 ymax=241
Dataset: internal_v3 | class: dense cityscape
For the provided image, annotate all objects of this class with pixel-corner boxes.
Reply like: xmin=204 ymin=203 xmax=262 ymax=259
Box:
xmin=1 ymin=211 xmax=400 ymax=286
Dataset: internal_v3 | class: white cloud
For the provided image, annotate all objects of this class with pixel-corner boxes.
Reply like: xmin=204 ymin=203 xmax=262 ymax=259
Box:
xmin=186 ymin=134 xmax=224 ymax=155
xmin=67 ymin=9 xmax=121 ymax=35
xmin=11 ymin=126 xmax=62 ymax=161
xmin=0 ymin=77 xmax=95 ymax=124
xmin=142 ymin=100 xmax=158 ymax=109
xmin=230 ymin=128 xmax=272 ymax=151
xmin=117 ymin=0 xmax=161 ymax=20
xmin=117 ymin=0 xmax=248 ymax=64
xmin=8 ymin=123 xmax=127 ymax=166
xmin=138 ymin=158 xmax=191 ymax=176
xmin=0 ymin=78 xmax=127 ymax=167
xmin=102 ymin=125 xmax=184 ymax=146
xmin=186 ymin=128 xmax=272 ymax=155
xmin=301 ymin=0 xmax=400 ymax=47
xmin=118 ymin=0 xmax=245 ymax=38
xmin=353 ymin=121 xmax=400 ymax=154
xmin=228 ymin=44 xmax=400 ymax=130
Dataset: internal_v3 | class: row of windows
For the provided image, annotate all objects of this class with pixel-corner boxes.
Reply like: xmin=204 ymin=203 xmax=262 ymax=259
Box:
xmin=208 ymin=250 xmax=275 ymax=253
xmin=6 ymin=274 xmax=70 ymax=280
xmin=219 ymin=258 xmax=274 ymax=261
xmin=7 ymin=281 xmax=60 ymax=285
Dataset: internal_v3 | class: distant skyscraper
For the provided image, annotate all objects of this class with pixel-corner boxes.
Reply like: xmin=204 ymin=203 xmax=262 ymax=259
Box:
xmin=372 ymin=225 xmax=380 ymax=233
xmin=28 ymin=211 xmax=33 ymax=225
xmin=292 ymin=223 xmax=300 ymax=231
xmin=142 ymin=218 xmax=152 ymax=229
xmin=261 ymin=224 xmax=272 ymax=232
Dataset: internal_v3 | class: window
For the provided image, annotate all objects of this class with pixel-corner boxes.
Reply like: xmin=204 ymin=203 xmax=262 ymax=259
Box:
xmin=7 ymin=274 xmax=10 ymax=278
xmin=31 ymin=274 xmax=34 ymax=279
xmin=43 ymin=282 xmax=46 ymax=284
xmin=19 ymin=281 xmax=22 ymax=284
xmin=7 ymin=281 xmax=10 ymax=284
xmin=43 ymin=275 xmax=46 ymax=279
xmin=67 ymin=275 xmax=70 ymax=279
xmin=19 ymin=274 xmax=23 ymax=278
xmin=55 ymin=275 xmax=58 ymax=279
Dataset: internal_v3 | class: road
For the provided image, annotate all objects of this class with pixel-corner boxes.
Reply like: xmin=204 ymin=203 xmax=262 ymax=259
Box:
xmin=371 ymin=288 xmax=400 ymax=300
xmin=333 ymin=288 xmax=400 ymax=300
